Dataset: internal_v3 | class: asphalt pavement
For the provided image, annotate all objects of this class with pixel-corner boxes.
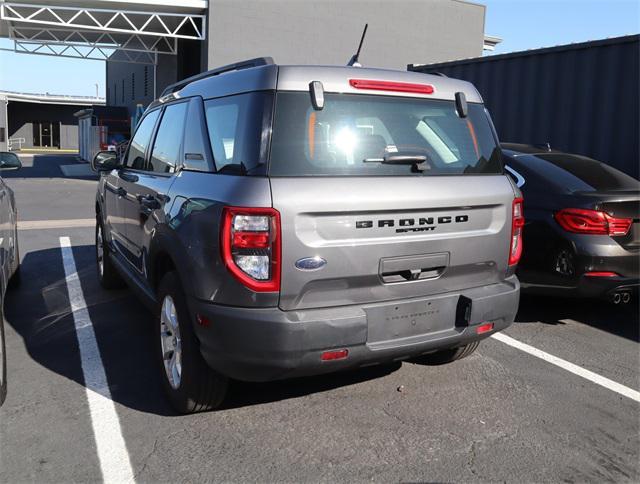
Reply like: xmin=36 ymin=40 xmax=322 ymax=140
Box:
xmin=0 ymin=154 xmax=638 ymax=483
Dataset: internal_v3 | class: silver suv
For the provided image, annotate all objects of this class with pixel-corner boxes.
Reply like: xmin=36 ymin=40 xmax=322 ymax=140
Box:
xmin=93 ymin=58 xmax=522 ymax=413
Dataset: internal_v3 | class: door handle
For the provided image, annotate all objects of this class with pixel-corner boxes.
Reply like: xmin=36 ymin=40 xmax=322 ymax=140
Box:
xmin=116 ymin=187 xmax=127 ymax=197
xmin=379 ymin=253 xmax=449 ymax=284
xmin=138 ymin=195 xmax=161 ymax=217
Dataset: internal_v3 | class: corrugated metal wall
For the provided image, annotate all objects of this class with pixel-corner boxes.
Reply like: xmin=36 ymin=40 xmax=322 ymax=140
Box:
xmin=410 ymin=35 xmax=639 ymax=179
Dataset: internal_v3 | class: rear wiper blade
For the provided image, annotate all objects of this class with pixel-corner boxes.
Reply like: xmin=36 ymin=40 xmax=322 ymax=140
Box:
xmin=363 ymin=153 xmax=430 ymax=170
xmin=363 ymin=154 xmax=426 ymax=164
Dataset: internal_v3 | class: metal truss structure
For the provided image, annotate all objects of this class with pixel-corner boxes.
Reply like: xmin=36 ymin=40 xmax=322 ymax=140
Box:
xmin=0 ymin=2 xmax=206 ymax=64
xmin=8 ymin=39 xmax=157 ymax=64
xmin=9 ymin=25 xmax=177 ymax=54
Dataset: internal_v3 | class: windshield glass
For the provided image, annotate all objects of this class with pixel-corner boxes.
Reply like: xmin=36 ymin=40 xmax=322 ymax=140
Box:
xmin=269 ymin=92 xmax=502 ymax=176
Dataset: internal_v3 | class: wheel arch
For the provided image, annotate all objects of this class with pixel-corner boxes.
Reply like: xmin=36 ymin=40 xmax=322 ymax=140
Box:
xmin=147 ymin=228 xmax=196 ymax=298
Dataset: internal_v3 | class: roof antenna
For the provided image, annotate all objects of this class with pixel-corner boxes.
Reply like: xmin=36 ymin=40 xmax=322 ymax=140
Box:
xmin=347 ymin=23 xmax=368 ymax=67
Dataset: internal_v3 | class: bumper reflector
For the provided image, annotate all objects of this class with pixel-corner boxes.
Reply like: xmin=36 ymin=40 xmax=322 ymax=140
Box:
xmin=476 ymin=323 xmax=494 ymax=334
xmin=321 ymin=349 xmax=349 ymax=361
xmin=584 ymin=271 xmax=619 ymax=277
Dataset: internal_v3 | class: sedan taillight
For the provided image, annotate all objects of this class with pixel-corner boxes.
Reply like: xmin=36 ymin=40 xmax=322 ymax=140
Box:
xmin=554 ymin=208 xmax=632 ymax=236
xmin=221 ymin=207 xmax=281 ymax=292
xmin=509 ymin=198 xmax=525 ymax=266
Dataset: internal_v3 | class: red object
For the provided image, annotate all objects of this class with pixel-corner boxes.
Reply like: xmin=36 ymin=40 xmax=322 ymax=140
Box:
xmin=221 ymin=206 xmax=281 ymax=292
xmin=509 ymin=198 xmax=525 ymax=266
xmin=196 ymin=314 xmax=211 ymax=327
xmin=349 ymin=79 xmax=435 ymax=95
xmin=584 ymin=271 xmax=619 ymax=277
xmin=554 ymin=208 xmax=632 ymax=236
xmin=476 ymin=323 xmax=494 ymax=334
xmin=321 ymin=349 xmax=349 ymax=361
xmin=232 ymin=231 xmax=270 ymax=248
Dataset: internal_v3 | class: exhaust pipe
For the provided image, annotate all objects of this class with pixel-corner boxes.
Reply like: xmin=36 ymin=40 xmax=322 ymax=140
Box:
xmin=611 ymin=292 xmax=622 ymax=305
xmin=622 ymin=292 xmax=631 ymax=304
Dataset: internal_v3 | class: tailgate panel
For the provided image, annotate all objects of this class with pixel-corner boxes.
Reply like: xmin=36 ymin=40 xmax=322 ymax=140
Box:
xmin=271 ymin=176 xmax=516 ymax=310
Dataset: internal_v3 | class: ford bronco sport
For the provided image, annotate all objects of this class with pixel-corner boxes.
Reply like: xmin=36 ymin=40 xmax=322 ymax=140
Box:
xmin=93 ymin=58 xmax=522 ymax=413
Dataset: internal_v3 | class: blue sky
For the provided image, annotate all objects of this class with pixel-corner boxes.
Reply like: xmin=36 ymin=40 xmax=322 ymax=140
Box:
xmin=0 ymin=0 xmax=638 ymax=97
xmin=482 ymin=0 xmax=639 ymax=54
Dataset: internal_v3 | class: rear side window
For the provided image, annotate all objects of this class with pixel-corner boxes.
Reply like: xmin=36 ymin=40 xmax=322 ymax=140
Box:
xmin=269 ymin=92 xmax=502 ymax=176
xmin=149 ymin=102 xmax=188 ymax=174
xmin=125 ymin=109 xmax=160 ymax=170
xmin=204 ymin=92 xmax=271 ymax=174
xmin=182 ymin=98 xmax=214 ymax=172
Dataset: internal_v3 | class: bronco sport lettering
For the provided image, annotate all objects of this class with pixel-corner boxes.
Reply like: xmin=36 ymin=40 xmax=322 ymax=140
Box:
xmin=356 ymin=214 xmax=469 ymax=233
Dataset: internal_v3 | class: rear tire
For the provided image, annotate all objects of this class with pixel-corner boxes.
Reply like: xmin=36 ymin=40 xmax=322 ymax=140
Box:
xmin=413 ymin=341 xmax=480 ymax=365
xmin=96 ymin=219 xmax=124 ymax=290
xmin=155 ymin=272 xmax=228 ymax=414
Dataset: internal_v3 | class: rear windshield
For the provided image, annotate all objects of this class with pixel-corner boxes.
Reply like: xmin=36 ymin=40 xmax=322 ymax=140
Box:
xmin=269 ymin=92 xmax=502 ymax=176
xmin=536 ymin=154 xmax=639 ymax=191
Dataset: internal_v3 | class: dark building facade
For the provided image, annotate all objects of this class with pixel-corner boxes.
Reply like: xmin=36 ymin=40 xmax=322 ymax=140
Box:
xmin=410 ymin=35 xmax=640 ymax=179
xmin=7 ymin=100 xmax=89 ymax=150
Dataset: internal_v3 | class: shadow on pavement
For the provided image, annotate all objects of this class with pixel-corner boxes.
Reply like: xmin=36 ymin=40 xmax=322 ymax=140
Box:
xmin=516 ymin=293 xmax=639 ymax=342
xmin=9 ymin=243 xmax=635 ymax=416
xmin=224 ymin=362 xmax=401 ymax=410
xmin=1 ymin=154 xmax=97 ymax=180
xmin=4 ymin=244 xmax=401 ymax=416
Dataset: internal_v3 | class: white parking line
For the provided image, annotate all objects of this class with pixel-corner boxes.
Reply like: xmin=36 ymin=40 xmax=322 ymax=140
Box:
xmin=492 ymin=332 xmax=640 ymax=403
xmin=60 ymin=237 xmax=136 ymax=484
xmin=19 ymin=219 xmax=95 ymax=230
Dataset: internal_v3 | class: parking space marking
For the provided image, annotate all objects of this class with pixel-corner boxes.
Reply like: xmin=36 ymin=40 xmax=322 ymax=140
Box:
xmin=19 ymin=219 xmax=95 ymax=230
xmin=492 ymin=332 xmax=640 ymax=403
xmin=60 ymin=237 xmax=136 ymax=484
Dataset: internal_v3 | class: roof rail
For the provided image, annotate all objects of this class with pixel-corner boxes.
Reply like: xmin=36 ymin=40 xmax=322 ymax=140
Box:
xmin=160 ymin=57 xmax=275 ymax=97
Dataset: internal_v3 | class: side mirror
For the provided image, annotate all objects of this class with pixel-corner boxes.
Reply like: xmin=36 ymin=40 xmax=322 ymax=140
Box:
xmin=92 ymin=151 xmax=120 ymax=172
xmin=0 ymin=152 xmax=22 ymax=171
xmin=455 ymin=91 xmax=468 ymax=118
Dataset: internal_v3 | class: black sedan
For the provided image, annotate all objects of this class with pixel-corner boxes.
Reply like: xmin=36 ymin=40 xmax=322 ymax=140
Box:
xmin=502 ymin=144 xmax=639 ymax=303
xmin=0 ymin=152 xmax=22 ymax=405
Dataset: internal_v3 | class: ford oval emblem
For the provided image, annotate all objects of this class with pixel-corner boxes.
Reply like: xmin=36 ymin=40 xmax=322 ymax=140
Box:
xmin=295 ymin=256 xmax=327 ymax=271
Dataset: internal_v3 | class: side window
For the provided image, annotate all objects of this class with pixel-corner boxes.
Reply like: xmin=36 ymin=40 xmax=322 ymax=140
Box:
xmin=182 ymin=98 xmax=214 ymax=172
xmin=205 ymin=102 xmax=239 ymax=172
xmin=125 ymin=109 xmax=160 ymax=170
xmin=148 ymin=102 xmax=188 ymax=174
xmin=204 ymin=92 xmax=270 ymax=174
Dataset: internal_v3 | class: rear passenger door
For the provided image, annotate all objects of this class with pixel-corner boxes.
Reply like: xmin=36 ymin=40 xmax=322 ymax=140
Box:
xmin=122 ymin=100 xmax=188 ymax=274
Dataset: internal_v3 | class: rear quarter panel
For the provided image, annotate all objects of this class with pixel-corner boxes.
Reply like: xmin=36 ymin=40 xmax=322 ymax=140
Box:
xmin=163 ymin=171 xmax=277 ymax=306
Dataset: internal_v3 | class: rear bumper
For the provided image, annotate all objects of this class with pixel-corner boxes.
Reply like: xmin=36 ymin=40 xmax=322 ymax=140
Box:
xmin=189 ymin=276 xmax=520 ymax=382
xmin=520 ymin=243 xmax=639 ymax=299
xmin=575 ymin=275 xmax=639 ymax=299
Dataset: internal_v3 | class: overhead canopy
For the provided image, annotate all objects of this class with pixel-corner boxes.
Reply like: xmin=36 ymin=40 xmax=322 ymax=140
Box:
xmin=0 ymin=89 xmax=105 ymax=105
xmin=0 ymin=0 xmax=208 ymax=64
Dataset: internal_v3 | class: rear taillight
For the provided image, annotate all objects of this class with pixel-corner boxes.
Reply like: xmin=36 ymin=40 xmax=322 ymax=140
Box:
xmin=554 ymin=208 xmax=632 ymax=236
xmin=221 ymin=207 xmax=281 ymax=292
xmin=509 ymin=198 xmax=525 ymax=266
